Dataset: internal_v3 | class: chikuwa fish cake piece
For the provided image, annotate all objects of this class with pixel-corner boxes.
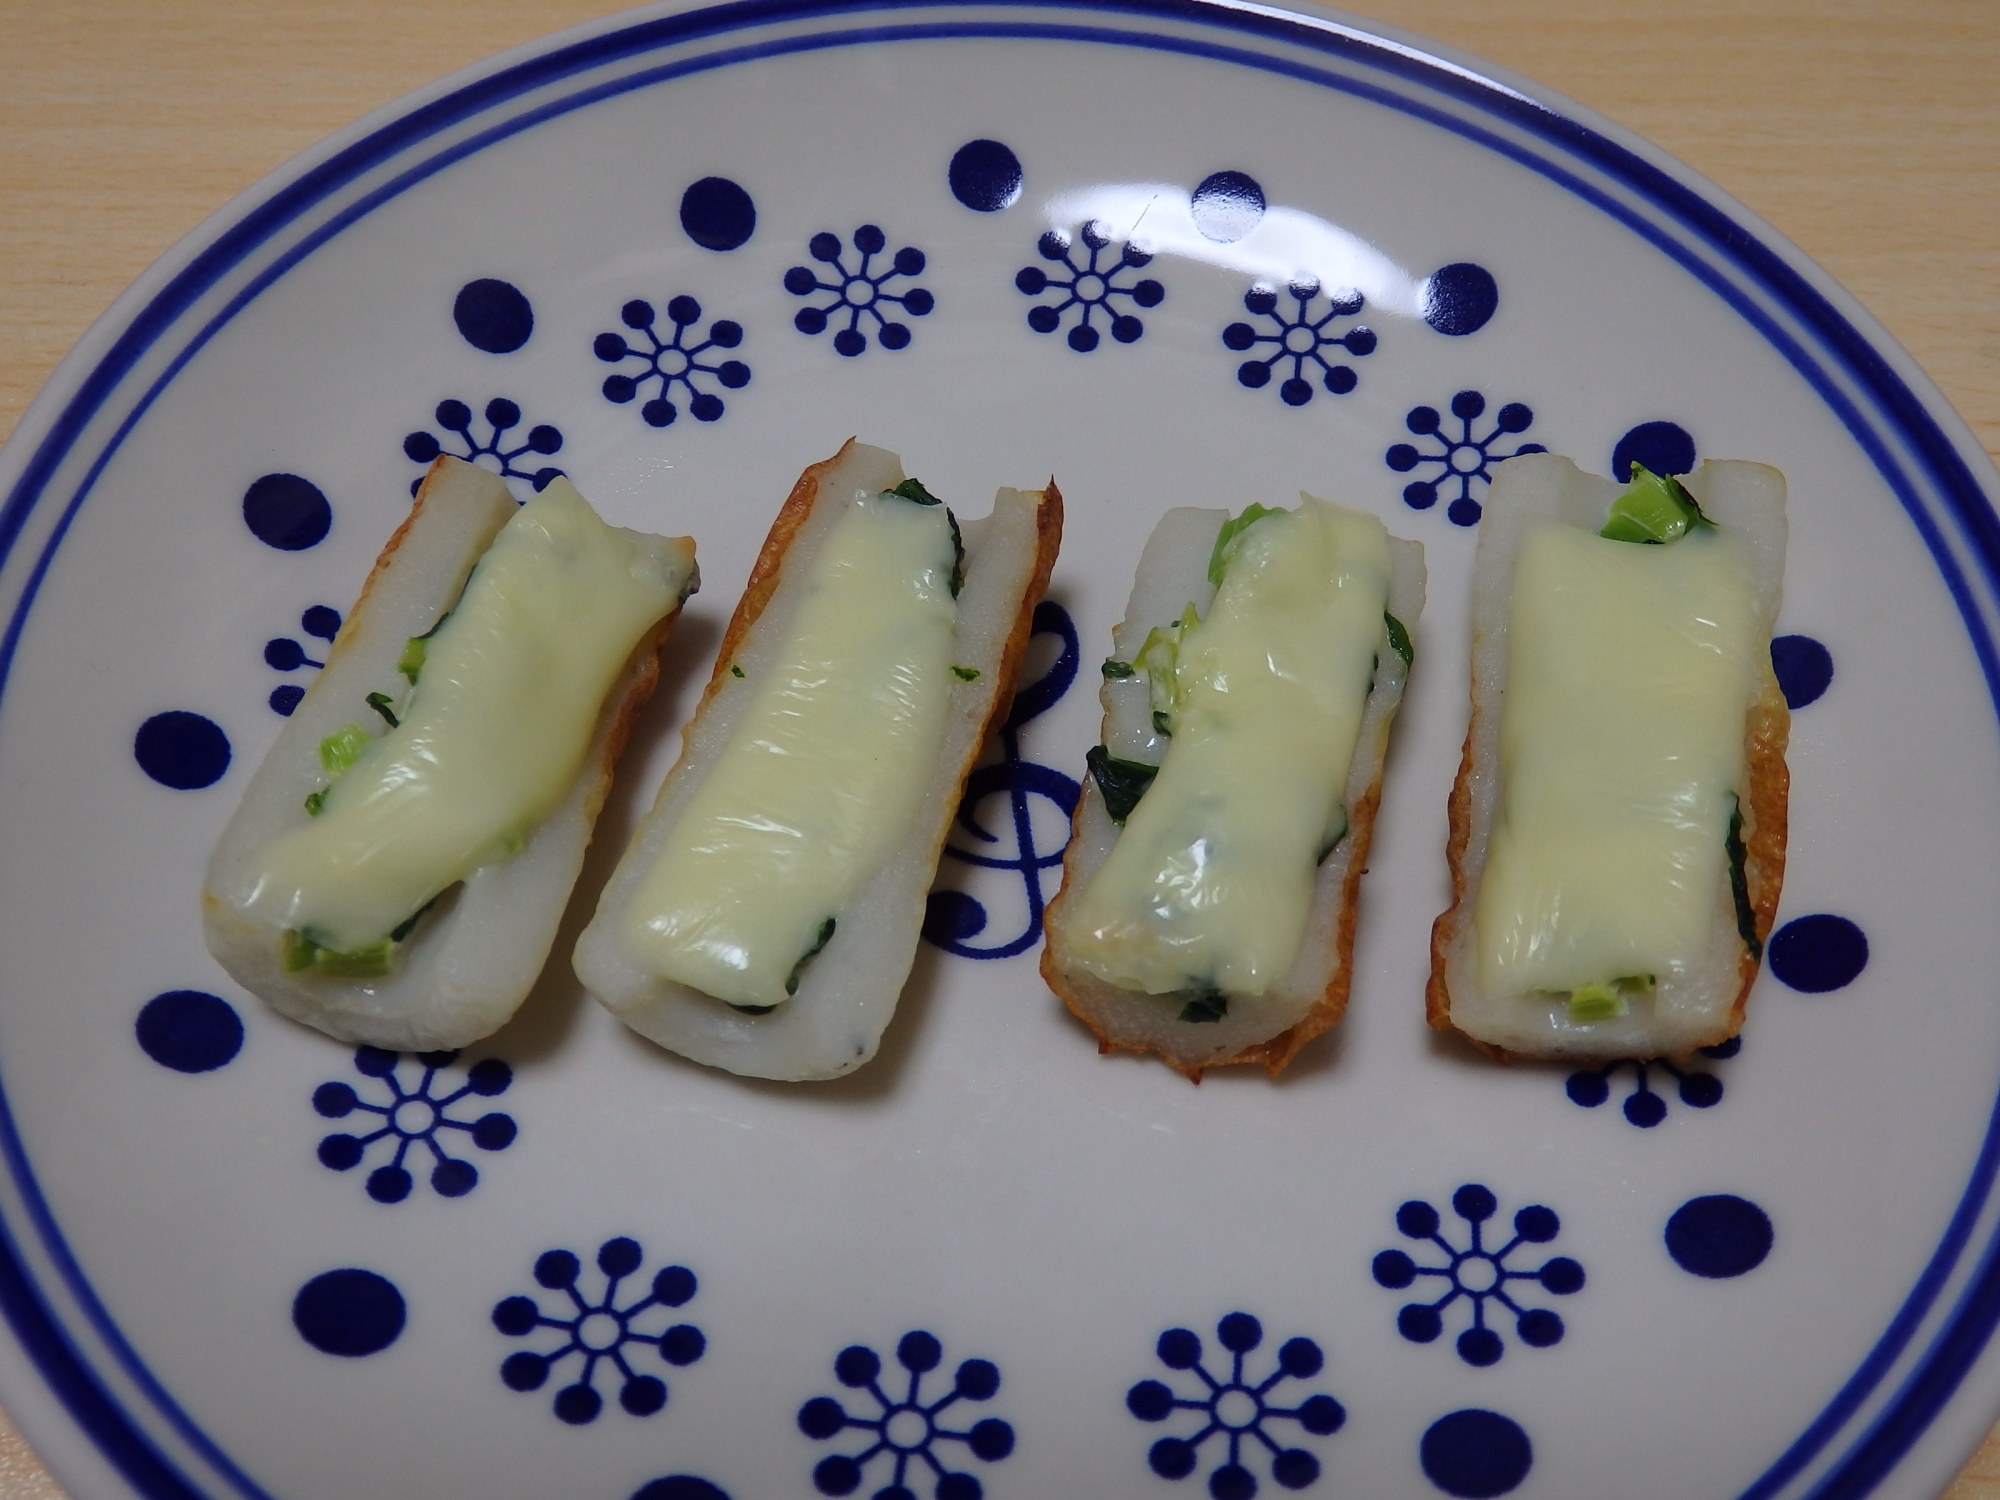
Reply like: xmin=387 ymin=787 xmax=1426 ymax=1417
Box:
xmin=574 ymin=440 xmax=1062 ymax=1081
xmin=1043 ymin=496 xmax=1426 ymax=1079
xmin=1428 ymin=453 xmax=1790 ymax=1059
xmin=203 ymin=457 xmax=698 ymax=1050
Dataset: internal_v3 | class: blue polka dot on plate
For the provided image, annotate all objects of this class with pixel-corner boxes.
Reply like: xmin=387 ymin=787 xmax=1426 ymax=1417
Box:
xmin=292 ymin=1269 xmax=406 ymax=1357
xmin=135 ymin=991 xmax=243 ymax=1073
xmin=948 ymin=139 xmax=1022 ymax=212
xmin=1769 ymin=914 xmax=1869 ymax=992
xmin=134 ymin=712 xmax=230 ymax=790
xmin=1666 ymin=1194 xmax=1773 ymax=1278
xmin=1420 ymin=1409 xmax=1532 ymax=1497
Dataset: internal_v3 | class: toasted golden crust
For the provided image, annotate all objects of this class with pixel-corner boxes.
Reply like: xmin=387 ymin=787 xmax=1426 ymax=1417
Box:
xmin=974 ymin=480 xmax=1064 ymax=750
xmin=688 ymin=444 xmax=1062 ymax=866
xmin=1731 ymin=677 xmax=1791 ymax=1031
xmin=1425 ymin=714 xmax=1480 ymax=1039
xmin=203 ymin=456 xmax=696 ymax=1051
xmin=1042 ymin=776 xmax=1386 ymax=1083
xmin=688 ymin=439 xmax=856 ymax=723
xmin=579 ymin=606 xmax=681 ymax=826
xmin=1426 ymin=675 xmax=1792 ymax=1060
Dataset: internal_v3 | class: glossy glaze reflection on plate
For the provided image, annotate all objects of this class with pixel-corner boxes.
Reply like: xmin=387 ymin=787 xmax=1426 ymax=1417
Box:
xmin=1 ymin=3 xmax=1997 ymax=1498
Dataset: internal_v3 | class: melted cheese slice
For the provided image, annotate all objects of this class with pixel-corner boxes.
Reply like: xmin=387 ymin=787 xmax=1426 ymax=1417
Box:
xmin=1475 ymin=519 xmax=1761 ymax=994
xmin=244 ymin=479 xmax=691 ymax=952
xmin=1063 ymin=498 xmax=1390 ymax=996
xmin=618 ymin=490 xmax=958 ymax=1010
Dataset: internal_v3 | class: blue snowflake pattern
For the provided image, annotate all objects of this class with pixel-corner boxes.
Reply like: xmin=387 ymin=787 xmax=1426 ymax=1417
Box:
xmin=1372 ymin=1185 xmax=1584 ymax=1367
xmin=1223 ymin=280 xmax=1376 ymax=405
xmin=595 ymin=295 xmax=750 ymax=428
xmin=797 ymin=1331 xmax=1014 ymax=1499
xmin=313 ymin=1046 xmax=516 ymax=1203
xmin=263 ymin=604 xmax=341 ymax=715
xmin=492 ymin=1237 xmax=704 ymax=1425
xmin=1566 ymin=1035 xmax=1740 ymax=1127
xmin=402 ymin=397 xmax=563 ymax=496
xmin=1015 ymin=221 xmax=1164 ymax=351
xmin=925 ymin=601 xmax=1080 ymax=959
xmin=785 ymin=226 xmax=934 ymax=357
xmin=1127 ymin=1314 xmax=1346 ymax=1498
xmin=1385 ymin=391 xmax=1545 ymax=526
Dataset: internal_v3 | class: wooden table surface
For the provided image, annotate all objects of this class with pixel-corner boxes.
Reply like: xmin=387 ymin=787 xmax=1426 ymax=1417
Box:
xmin=0 ymin=1 xmax=1995 ymax=1496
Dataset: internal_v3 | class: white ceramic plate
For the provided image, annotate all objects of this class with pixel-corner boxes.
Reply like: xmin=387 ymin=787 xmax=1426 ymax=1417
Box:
xmin=4 ymin=5 xmax=1999 ymax=1498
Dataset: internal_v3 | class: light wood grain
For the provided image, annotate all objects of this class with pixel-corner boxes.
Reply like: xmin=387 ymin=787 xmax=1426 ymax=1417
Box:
xmin=0 ymin=2 xmax=1995 ymax=1497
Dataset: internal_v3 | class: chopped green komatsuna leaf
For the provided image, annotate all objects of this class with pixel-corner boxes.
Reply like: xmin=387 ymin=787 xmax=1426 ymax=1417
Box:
xmin=730 ymin=664 xmax=745 ymax=679
xmin=889 ymin=478 xmax=942 ymax=506
xmin=1384 ymin=611 xmax=1414 ymax=667
xmin=1566 ymin=983 xmax=1627 ymax=1022
xmin=944 ymin=507 xmax=964 ymax=598
xmin=1136 ymin=602 xmax=1200 ymax=730
xmin=1726 ymin=794 xmax=1763 ymax=961
xmin=319 ymin=723 xmax=372 ymax=775
xmin=888 ymin=480 xmax=965 ymax=595
xmin=785 ymin=916 xmax=838 ymax=997
xmin=364 ymin=691 xmax=400 ymax=728
xmin=1599 ymin=463 xmax=1716 ymax=545
xmin=1178 ymin=990 xmax=1229 ymax=1024
xmin=397 ymin=609 xmax=452 ymax=683
xmin=303 ymin=789 xmax=327 ymax=817
xmin=389 ymin=896 xmax=438 ymax=944
xmin=1207 ymin=503 xmax=1286 ymax=586
xmin=950 ymin=664 xmax=981 ymax=681
xmin=1086 ymin=745 xmax=1160 ymax=825
xmin=316 ymin=941 xmax=396 ymax=979
xmin=1101 ymin=657 xmax=1136 ymax=679
xmin=282 ymin=929 xmax=396 ymax=979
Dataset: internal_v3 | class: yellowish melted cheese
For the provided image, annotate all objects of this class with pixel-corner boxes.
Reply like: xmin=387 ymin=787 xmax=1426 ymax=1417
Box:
xmin=619 ymin=490 xmax=958 ymax=1010
xmin=245 ymin=479 xmax=691 ymax=952
xmin=1475 ymin=520 xmax=1761 ymax=995
xmin=1064 ymin=498 xmax=1390 ymax=996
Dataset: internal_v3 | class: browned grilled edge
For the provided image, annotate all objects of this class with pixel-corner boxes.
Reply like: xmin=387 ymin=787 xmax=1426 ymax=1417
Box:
xmin=1426 ymin=674 xmax=1792 ymax=1062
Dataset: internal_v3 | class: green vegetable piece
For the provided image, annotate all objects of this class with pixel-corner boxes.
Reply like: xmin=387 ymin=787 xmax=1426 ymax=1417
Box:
xmin=1567 ymin=982 xmax=1628 ymax=1022
xmin=944 ymin=508 xmax=964 ymax=598
xmin=318 ymin=723 xmax=371 ymax=775
xmin=1086 ymin=745 xmax=1160 ymax=825
xmin=281 ymin=928 xmax=395 ymax=978
xmin=887 ymin=480 xmax=964 ymax=596
xmin=1101 ymin=657 xmax=1136 ymax=679
xmin=1207 ymin=503 xmax=1286 ymax=586
xmin=1599 ymin=464 xmax=1715 ymax=545
xmin=783 ymin=916 xmax=838 ymax=997
xmin=951 ymin=664 xmax=981 ymax=681
xmin=303 ymin=789 xmax=327 ymax=817
xmin=1384 ymin=611 xmax=1414 ymax=668
xmin=364 ymin=691 xmax=400 ymax=729
xmin=1726 ymin=795 xmax=1763 ymax=961
xmin=282 ymin=930 xmax=320 ymax=972
xmin=314 ymin=940 xmax=396 ymax=979
xmin=389 ymin=902 xmax=431 ymax=943
xmin=1178 ymin=990 xmax=1229 ymax=1024
xmin=730 ymin=664 xmax=745 ymax=679
xmin=1136 ymin=603 xmax=1200 ymax=731
xmin=889 ymin=478 xmax=942 ymax=506
xmin=397 ymin=635 xmax=427 ymax=684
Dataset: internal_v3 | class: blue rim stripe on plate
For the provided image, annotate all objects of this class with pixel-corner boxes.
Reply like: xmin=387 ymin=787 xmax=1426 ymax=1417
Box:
xmin=0 ymin=5 xmax=1996 ymax=1498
